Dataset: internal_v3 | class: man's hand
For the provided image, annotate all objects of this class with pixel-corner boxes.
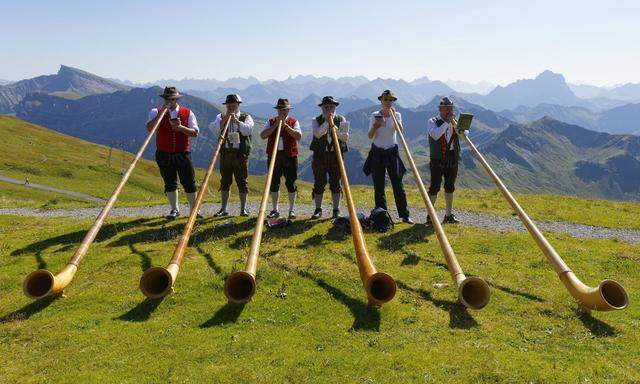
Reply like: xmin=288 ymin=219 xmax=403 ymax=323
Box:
xmin=170 ymin=119 xmax=182 ymax=132
xmin=373 ymin=116 xmax=384 ymax=129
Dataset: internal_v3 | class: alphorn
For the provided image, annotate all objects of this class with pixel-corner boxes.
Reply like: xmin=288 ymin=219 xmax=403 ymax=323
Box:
xmin=389 ymin=110 xmax=490 ymax=309
xmin=329 ymin=116 xmax=396 ymax=305
xmin=459 ymin=121 xmax=628 ymax=311
xmin=139 ymin=113 xmax=233 ymax=298
xmin=22 ymin=108 xmax=169 ymax=300
xmin=224 ymin=119 xmax=283 ymax=303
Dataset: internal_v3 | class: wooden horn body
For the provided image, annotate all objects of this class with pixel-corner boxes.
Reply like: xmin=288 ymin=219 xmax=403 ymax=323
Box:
xmin=223 ymin=120 xmax=283 ymax=304
xmin=139 ymin=113 xmax=232 ymax=299
xmin=22 ymin=108 xmax=168 ymax=300
xmin=389 ymin=110 xmax=490 ymax=309
xmin=461 ymin=132 xmax=628 ymax=311
xmin=329 ymin=117 xmax=396 ymax=305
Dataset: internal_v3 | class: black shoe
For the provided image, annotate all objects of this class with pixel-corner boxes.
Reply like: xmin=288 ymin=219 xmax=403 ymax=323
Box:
xmin=267 ymin=210 xmax=280 ymax=219
xmin=214 ymin=209 xmax=229 ymax=217
xmin=425 ymin=215 xmax=433 ymax=226
xmin=196 ymin=213 xmax=204 ymax=219
xmin=240 ymin=209 xmax=249 ymax=217
xmin=311 ymin=208 xmax=323 ymax=219
xmin=332 ymin=209 xmax=340 ymax=219
xmin=402 ymin=216 xmax=414 ymax=224
xmin=288 ymin=211 xmax=296 ymax=220
xmin=166 ymin=209 xmax=180 ymax=220
xmin=442 ymin=214 xmax=459 ymax=224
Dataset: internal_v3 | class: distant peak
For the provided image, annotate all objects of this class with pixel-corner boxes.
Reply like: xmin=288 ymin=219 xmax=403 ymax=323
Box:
xmin=535 ymin=70 xmax=566 ymax=83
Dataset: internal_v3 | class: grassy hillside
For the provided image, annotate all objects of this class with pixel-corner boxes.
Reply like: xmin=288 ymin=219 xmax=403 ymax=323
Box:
xmin=0 ymin=215 xmax=638 ymax=383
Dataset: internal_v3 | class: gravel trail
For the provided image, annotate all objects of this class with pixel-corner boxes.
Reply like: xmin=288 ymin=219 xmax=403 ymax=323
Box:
xmin=1 ymin=201 xmax=639 ymax=244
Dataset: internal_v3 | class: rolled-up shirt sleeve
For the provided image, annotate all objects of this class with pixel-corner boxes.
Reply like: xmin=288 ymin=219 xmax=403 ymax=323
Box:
xmin=261 ymin=119 xmax=272 ymax=135
xmin=147 ymin=108 xmax=159 ymax=124
xmin=209 ymin=114 xmax=222 ymax=134
xmin=290 ymin=119 xmax=302 ymax=137
xmin=312 ymin=118 xmax=329 ymax=138
xmin=187 ymin=111 xmax=199 ymax=132
xmin=238 ymin=114 xmax=254 ymax=136
xmin=428 ymin=118 xmax=446 ymax=140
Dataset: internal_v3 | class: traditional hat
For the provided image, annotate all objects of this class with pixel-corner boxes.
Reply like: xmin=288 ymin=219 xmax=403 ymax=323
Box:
xmin=439 ymin=96 xmax=454 ymax=107
xmin=377 ymin=89 xmax=398 ymax=101
xmin=273 ymin=98 xmax=293 ymax=109
xmin=223 ymin=94 xmax=243 ymax=104
xmin=159 ymin=86 xmax=181 ymax=99
xmin=318 ymin=95 xmax=340 ymax=107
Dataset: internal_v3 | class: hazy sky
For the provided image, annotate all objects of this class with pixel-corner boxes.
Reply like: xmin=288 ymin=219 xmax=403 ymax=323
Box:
xmin=2 ymin=0 xmax=639 ymax=85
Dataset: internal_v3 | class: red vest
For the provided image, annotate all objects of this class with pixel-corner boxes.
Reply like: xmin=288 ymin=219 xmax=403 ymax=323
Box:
xmin=266 ymin=116 xmax=299 ymax=157
xmin=155 ymin=106 xmax=191 ymax=153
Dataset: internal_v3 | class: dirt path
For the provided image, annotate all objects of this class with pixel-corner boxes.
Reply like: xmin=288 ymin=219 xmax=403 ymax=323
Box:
xmin=0 ymin=174 xmax=106 ymax=203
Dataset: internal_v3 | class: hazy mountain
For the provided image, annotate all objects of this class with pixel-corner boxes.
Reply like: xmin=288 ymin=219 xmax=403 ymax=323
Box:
xmin=445 ymin=80 xmax=495 ymax=95
xmin=0 ymin=65 xmax=130 ymax=114
xmin=0 ymin=79 xmax=12 ymax=86
xmin=470 ymin=70 xmax=581 ymax=111
xmin=569 ymin=82 xmax=640 ymax=103
xmin=141 ymin=76 xmax=261 ymax=92
xmin=500 ymin=102 xmax=640 ymax=135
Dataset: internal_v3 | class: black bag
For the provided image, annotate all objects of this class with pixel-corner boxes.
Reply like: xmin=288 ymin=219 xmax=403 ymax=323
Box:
xmin=367 ymin=207 xmax=394 ymax=233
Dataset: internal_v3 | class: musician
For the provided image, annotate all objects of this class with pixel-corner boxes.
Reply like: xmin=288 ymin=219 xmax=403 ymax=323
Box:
xmin=146 ymin=86 xmax=201 ymax=220
xmin=427 ymin=97 xmax=462 ymax=224
xmin=310 ymin=96 xmax=349 ymax=219
xmin=209 ymin=94 xmax=254 ymax=217
xmin=363 ymin=90 xmax=413 ymax=224
xmin=260 ymin=98 xmax=302 ymax=219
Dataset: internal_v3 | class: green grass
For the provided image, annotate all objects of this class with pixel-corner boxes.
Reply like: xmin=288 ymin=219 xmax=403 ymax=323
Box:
xmin=3 ymin=115 xmax=640 ymax=230
xmin=1 ymin=215 xmax=638 ymax=383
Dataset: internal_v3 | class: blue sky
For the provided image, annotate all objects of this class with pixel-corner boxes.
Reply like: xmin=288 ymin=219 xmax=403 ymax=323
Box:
xmin=2 ymin=0 xmax=639 ymax=85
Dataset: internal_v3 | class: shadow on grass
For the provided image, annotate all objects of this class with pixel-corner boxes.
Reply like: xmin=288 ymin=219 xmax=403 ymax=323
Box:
xmin=271 ymin=261 xmax=380 ymax=332
xmin=195 ymin=245 xmax=223 ymax=275
xmin=129 ymin=243 xmax=151 ymax=272
xmin=11 ymin=218 xmax=158 ymax=269
xmin=576 ymin=309 xmax=617 ymax=337
xmin=0 ymin=296 xmax=57 ymax=323
xmin=488 ymin=282 xmax=545 ymax=303
xmin=378 ymin=224 xmax=434 ymax=251
xmin=201 ymin=303 xmax=245 ymax=328
xmin=116 ymin=298 xmax=164 ymax=322
xmin=396 ymin=280 xmax=479 ymax=329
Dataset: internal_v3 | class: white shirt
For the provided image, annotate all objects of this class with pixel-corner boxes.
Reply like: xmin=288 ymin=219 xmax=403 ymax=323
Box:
xmin=369 ymin=110 xmax=401 ymax=149
xmin=261 ymin=117 xmax=302 ymax=150
xmin=208 ymin=112 xmax=254 ymax=149
xmin=427 ymin=116 xmax=456 ymax=142
xmin=146 ymin=105 xmax=199 ymax=132
xmin=311 ymin=116 xmax=349 ymax=150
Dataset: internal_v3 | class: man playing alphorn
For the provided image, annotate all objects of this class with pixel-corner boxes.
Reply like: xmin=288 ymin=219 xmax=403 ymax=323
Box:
xmin=310 ymin=96 xmax=349 ymax=219
xmin=363 ymin=90 xmax=413 ymax=224
xmin=427 ymin=96 xmax=462 ymax=224
xmin=146 ymin=86 xmax=201 ymax=220
xmin=209 ymin=94 xmax=254 ymax=217
xmin=260 ymin=98 xmax=302 ymax=219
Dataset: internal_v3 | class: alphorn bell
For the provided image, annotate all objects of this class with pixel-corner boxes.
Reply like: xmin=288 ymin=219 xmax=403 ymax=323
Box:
xmin=459 ymin=119 xmax=628 ymax=311
xmin=22 ymin=108 xmax=169 ymax=300
xmin=139 ymin=113 xmax=233 ymax=298
xmin=328 ymin=116 xmax=396 ymax=305
xmin=389 ymin=109 xmax=490 ymax=309
xmin=224 ymin=119 xmax=283 ymax=304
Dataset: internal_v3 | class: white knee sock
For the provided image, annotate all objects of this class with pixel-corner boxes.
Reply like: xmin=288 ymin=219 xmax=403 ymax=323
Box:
xmin=239 ymin=192 xmax=248 ymax=211
xmin=288 ymin=192 xmax=296 ymax=212
xmin=166 ymin=190 xmax=179 ymax=211
xmin=314 ymin=192 xmax=323 ymax=209
xmin=220 ymin=190 xmax=230 ymax=211
xmin=444 ymin=192 xmax=454 ymax=216
xmin=332 ymin=193 xmax=340 ymax=211
xmin=186 ymin=191 xmax=198 ymax=213
xmin=271 ymin=192 xmax=279 ymax=212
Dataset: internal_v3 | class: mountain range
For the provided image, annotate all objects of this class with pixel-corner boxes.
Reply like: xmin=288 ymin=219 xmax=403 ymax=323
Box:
xmin=0 ymin=65 xmax=130 ymax=114
xmin=3 ymin=65 xmax=640 ymax=200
